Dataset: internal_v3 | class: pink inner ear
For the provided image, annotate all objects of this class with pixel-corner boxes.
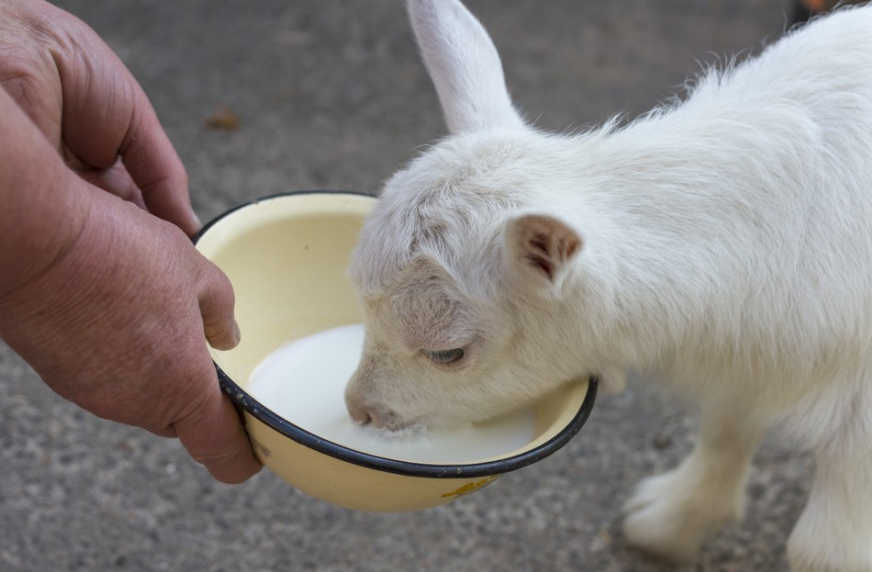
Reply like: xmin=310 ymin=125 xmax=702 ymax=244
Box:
xmin=527 ymin=232 xmax=557 ymax=280
xmin=520 ymin=221 xmax=582 ymax=282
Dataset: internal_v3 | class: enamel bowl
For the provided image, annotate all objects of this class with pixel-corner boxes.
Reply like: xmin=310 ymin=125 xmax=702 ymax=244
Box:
xmin=194 ymin=191 xmax=597 ymax=512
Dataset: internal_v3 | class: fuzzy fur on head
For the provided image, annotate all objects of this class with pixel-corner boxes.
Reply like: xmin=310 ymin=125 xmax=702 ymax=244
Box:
xmin=346 ymin=131 xmax=604 ymax=431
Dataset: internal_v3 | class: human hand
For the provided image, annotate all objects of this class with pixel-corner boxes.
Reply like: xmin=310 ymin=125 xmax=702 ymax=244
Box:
xmin=0 ymin=88 xmax=261 ymax=484
xmin=0 ymin=0 xmax=262 ymax=484
xmin=0 ymin=0 xmax=199 ymax=235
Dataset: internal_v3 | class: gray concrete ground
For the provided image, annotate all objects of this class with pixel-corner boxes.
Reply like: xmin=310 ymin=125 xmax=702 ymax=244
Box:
xmin=1 ymin=1 xmax=815 ymax=571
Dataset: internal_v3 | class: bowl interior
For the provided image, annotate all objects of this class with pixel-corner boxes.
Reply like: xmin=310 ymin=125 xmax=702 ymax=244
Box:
xmin=195 ymin=192 xmax=590 ymax=466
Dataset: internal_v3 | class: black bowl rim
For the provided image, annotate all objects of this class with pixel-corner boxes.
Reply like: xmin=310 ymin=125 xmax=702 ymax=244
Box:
xmin=194 ymin=190 xmax=599 ymax=479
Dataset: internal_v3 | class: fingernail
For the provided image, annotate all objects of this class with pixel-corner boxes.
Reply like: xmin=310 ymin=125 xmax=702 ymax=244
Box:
xmin=233 ymin=320 xmax=242 ymax=345
xmin=192 ymin=210 xmax=203 ymax=229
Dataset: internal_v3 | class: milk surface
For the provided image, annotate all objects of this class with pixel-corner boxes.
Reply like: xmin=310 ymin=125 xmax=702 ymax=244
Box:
xmin=247 ymin=324 xmax=536 ymax=464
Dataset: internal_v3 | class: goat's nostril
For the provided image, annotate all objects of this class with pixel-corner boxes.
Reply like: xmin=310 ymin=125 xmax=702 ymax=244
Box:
xmin=347 ymin=404 xmax=372 ymax=425
xmin=345 ymin=391 xmax=372 ymax=425
xmin=367 ymin=408 xmax=399 ymax=430
xmin=368 ymin=410 xmax=385 ymax=428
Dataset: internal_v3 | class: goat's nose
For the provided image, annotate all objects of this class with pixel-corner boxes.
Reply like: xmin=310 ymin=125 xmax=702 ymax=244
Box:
xmin=346 ymin=401 xmax=398 ymax=429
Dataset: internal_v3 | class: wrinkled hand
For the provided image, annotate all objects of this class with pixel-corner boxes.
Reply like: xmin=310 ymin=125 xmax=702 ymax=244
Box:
xmin=0 ymin=2 xmax=261 ymax=483
xmin=0 ymin=184 xmax=259 ymax=484
xmin=0 ymin=0 xmax=198 ymax=235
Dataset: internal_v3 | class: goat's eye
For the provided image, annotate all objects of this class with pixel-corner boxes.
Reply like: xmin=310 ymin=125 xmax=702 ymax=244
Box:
xmin=421 ymin=348 xmax=465 ymax=364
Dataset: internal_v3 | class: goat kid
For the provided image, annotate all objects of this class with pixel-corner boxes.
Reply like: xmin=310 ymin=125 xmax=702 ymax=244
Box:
xmin=345 ymin=2 xmax=872 ymax=570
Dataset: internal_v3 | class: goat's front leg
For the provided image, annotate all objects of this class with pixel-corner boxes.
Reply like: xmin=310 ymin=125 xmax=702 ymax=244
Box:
xmin=622 ymin=406 xmax=764 ymax=561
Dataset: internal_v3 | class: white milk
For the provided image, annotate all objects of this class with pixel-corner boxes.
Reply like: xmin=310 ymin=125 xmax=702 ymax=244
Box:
xmin=246 ymin=324 xmax=536 ymax=464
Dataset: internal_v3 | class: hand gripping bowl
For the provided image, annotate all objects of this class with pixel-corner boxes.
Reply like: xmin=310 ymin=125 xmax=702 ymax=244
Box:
xmin=194 ymin=191 xmax=598 ymax=512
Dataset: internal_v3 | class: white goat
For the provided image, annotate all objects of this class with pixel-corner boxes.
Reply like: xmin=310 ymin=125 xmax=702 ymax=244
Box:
xmin=345 ymin=1 xmax=872 ymax=570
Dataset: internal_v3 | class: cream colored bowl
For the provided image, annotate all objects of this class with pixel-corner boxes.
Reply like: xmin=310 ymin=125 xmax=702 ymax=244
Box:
xmin=194 ymin=191 xmax=598 ymax=512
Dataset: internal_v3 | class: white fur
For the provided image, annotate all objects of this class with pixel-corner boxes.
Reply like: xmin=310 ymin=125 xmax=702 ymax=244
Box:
xmin=345 ymin=1 xmax=872 ymax=570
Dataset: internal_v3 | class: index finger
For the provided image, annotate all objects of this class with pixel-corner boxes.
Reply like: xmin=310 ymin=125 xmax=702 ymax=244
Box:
xmin=120 ymin=99 xmax=201 ymax=236
xmin=49 ymin=10 xmax=200 ymax=235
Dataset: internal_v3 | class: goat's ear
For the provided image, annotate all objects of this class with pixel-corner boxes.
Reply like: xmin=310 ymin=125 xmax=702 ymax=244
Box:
xmin=503 ymin=212 xmax=583 ymax=290
xmin=407 ymin=0 xmax=525 ymax=134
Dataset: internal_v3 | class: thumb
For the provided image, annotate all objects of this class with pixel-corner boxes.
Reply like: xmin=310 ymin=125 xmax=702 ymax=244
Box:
xmin=197 ymin=258 xmax=241 ymax=351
